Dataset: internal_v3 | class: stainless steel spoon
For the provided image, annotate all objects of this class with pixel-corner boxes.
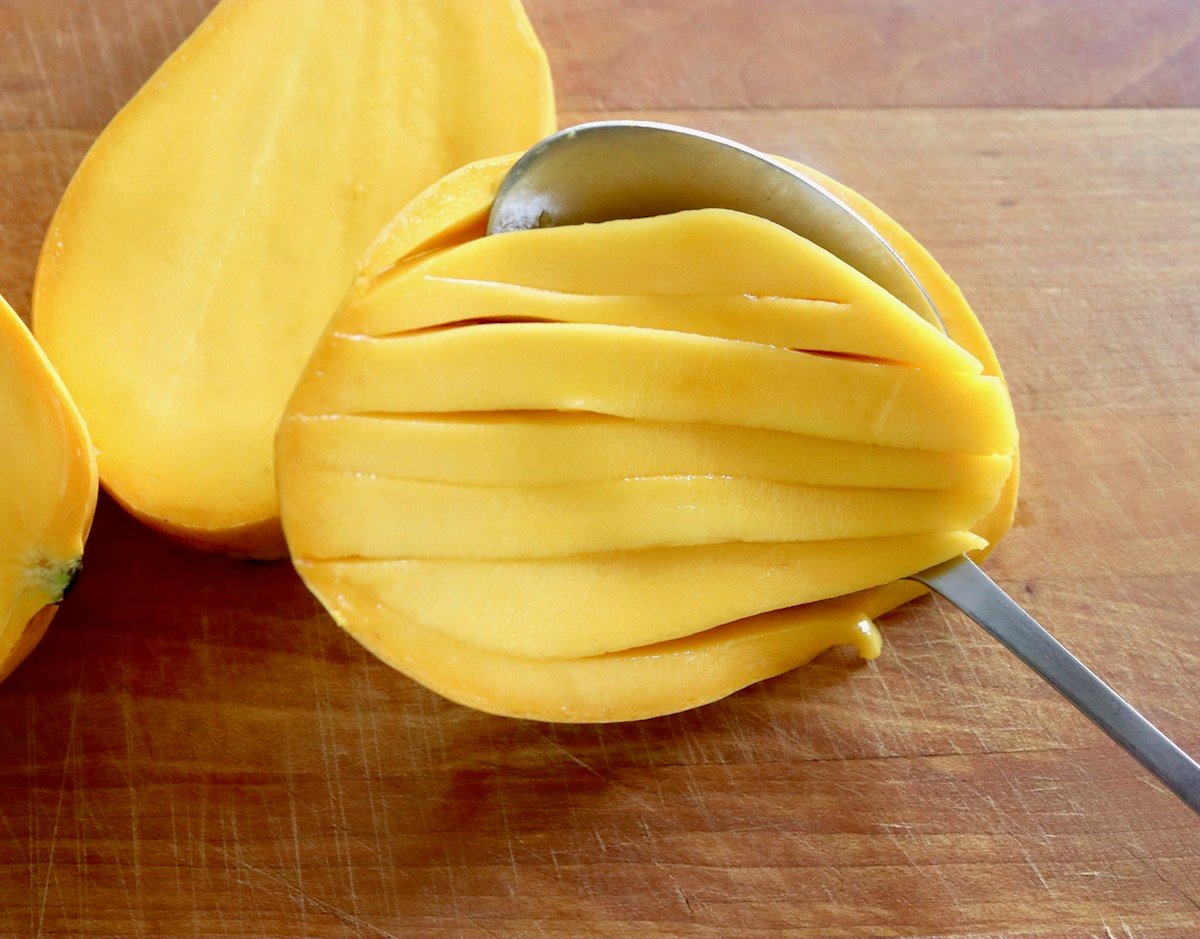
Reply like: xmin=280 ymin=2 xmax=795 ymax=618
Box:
xmin=487 ymin=120 xmax=1200 ymax=815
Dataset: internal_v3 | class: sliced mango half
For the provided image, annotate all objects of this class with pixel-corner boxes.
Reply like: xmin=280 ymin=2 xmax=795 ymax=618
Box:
xmin=277 ymin=153 xmax=1020 ymax=721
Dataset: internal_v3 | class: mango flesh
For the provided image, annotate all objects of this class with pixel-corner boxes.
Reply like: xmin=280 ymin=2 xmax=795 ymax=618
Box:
xmin=340 ymin=207 xmax=982 ymax=373
xmin=33 ymin=0 xmax=555 ymax=557
xmin=0 ymin=296 xmax=97 ymax=683
xmin=288 ymin=413 xmax=1014 ymax=489
xmin=294 ymin=320 xmax=1013 ymax=452
xmin=299 ymin=532 xmax=986 ymax=660
xmin=277 ymin=154 xmax=1020 ymax=722
xmin=286 ymin=469 xmax=1001 ymax=560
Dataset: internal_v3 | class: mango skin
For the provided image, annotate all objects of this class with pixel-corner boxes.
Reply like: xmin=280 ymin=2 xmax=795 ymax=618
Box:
xmin=33 ymin=0 xmax=555 ymax=558
xmin=277 ymin=152 xmax=1020 ymax=722
xmin=0 ymin=296 xmax=97 ymax=684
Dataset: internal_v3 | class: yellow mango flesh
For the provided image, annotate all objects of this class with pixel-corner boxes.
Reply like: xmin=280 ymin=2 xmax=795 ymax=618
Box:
xmin=286 ymin=471 xmax=1000 ymax=560
xmin=33 ymin=0 xmax=554 ymax=557
xmin=294 ymin=319 xmax=1013 ymax=453
xmin=286 ymin=413 xmax=1013 ymax=490
xmin=316 ymin=580 xmax=893 ymax=724
xmin=0 ymin=297 xmax=97 ymax=683
xmin=297 ymin=531 xmax=986 ymax=660
xmin=340 ymin=207 xmax=982 ymax=374
xmin=277 ymin=155 xmax=1020 ymax=722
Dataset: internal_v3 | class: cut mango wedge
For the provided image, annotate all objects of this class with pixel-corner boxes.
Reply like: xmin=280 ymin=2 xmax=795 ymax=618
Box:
xmin=34 ymin=0 xmax=554 ymax=557
xmin=285 ymin=471 xmax=1001 ymax=560
xmin=341 ymin=209 xmax=982 ymax=374
xmin=293 ymin=320 xmax=1014 ymax=453
xmin=318 ymin=577 xmax=917 ymax=724
xmin=277 ymin=153 xmax=1020 ymax=721
xmin=0 ymin=296 xmax=97 ymax=683
xmin=285 ymin=413 xmax=1013 ymax=490
xmin=299 ymin=531 xmax=986 ymax=660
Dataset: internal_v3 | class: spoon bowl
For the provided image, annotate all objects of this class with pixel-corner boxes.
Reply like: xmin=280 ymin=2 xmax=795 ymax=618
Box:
xmin=488 ymin=120 xmax=943 ymax=329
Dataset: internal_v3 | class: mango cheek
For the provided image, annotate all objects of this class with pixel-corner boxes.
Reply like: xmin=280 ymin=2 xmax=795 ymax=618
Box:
xmin=277 ymin=157 xmax=1018 ymax=723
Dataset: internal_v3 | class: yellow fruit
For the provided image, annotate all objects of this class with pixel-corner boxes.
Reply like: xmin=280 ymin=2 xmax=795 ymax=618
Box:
xmin=340 ymin=207 xmax=983 ymax=374
xmin=287 ymin=412 xmax=1014 ymax=489
xmin=0 ymin=296 xmax=97 ymax=683
xmin=294 ymin=316 xmax=1013 ymax=452
xmin=33 ymin=0 xmax=554 ymax=557
xmin=298 ymin=532 xmax=987 ymax=660
xmin=284 ymin=469 xmax=1001 ymax=560
xmin=314 ymin=580 xmax=896 ymax=723
xmin=277 ymin=153 xmax=1020 ymax=721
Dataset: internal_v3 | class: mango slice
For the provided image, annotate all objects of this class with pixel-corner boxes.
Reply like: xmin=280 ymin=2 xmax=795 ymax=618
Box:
xmin=285 ymin=470 xmax=1001 ymax=560
xmin=0 ymin=297 xmax=97 ymax=683
xmin=277 ymin=153 xmax=1020 ymax=722
xmin=298 ymin=531 xmax=987 ymax=660
xmin=33 ymin=0 xmax=554 ymax=557
xmin=293 ymin=319 xmax=1014 ymax=453
xmin=340 ymin=209 xmax=983 ymax=374
xmin=286 ymin=413 xmax=1013 ymax=490
xmin=320 ymin=575 xmax=895 ymax=723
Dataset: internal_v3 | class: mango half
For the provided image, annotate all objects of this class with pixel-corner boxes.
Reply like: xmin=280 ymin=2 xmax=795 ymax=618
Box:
xmin=34 ymin=0 xmax=555 ymax=557
xmin=0 ymin=296 xmax=97 ymax=683
xmin=277 ymin=153 xmax=1020 ymax=722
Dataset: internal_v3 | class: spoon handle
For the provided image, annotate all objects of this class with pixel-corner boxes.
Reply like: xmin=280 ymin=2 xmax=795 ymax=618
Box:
xmin=908 ymin=555 xmax=1200 ymax=816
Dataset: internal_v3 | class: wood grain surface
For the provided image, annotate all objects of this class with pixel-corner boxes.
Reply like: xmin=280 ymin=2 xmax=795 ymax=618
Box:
xmin=2 ymin=2 xmax=1199 ymax=937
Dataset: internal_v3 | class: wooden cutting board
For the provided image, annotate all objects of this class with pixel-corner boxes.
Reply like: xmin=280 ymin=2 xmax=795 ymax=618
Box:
xmin=1 ymin=3 xmax=1198 ymax=936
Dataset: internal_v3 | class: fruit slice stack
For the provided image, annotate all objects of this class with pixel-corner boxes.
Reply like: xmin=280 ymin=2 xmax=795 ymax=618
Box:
xmin=276 ymin=155 xmax=1020 ymax=722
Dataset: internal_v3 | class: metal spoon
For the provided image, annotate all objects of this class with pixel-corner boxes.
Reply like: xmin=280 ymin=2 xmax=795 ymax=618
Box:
xmin=487 ymin=120 xmax=1200 ymax=815
xmin=489 ymin=120 xmax=943 ymax=330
